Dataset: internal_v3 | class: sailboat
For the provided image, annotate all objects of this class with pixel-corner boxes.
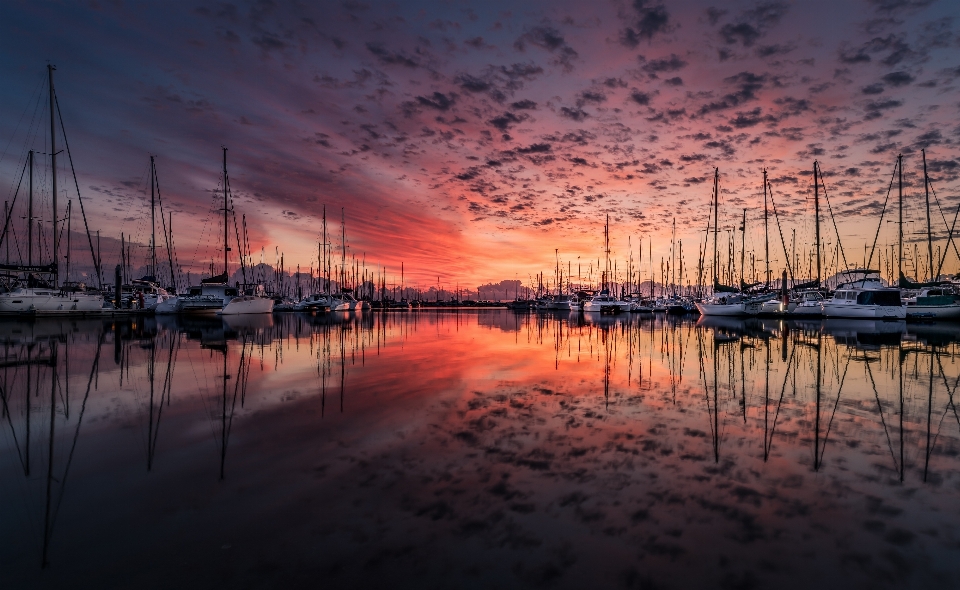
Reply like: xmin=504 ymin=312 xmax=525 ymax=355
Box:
xmin=696 ymin=169 xmax=769 ymax=317
xmin=167 ymin=148 xmax=273 ymax=315
xmin=129 ymin=156 xmax=174 ymax=311
xmin=0 ymin=66 xmax=103 ymax=315
xmin=898 ymin=151 xmax=960 ymax=319
xmin=582 ymin=215 xmax=631 ymax=313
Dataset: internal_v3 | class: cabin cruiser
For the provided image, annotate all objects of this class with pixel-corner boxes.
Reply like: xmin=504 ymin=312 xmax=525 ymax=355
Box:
xmin=582 ymin=290 xmax=631 ymax=313
xmin=294 ymin=293 xmax=332 ymax=312
xmin=902 ymin=287 xmax=960 ymax=320
xmin=790 ymin=290 xmax=824 ymax=316
xmin=821 ymin=269 xmax=904 ymax=319
xmin=551 ymin=294 xmax=578 ymax=311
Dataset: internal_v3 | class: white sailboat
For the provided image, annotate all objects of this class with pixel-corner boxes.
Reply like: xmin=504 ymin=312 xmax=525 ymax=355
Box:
xmin=0 ymin=66 xmax=103 ymax=315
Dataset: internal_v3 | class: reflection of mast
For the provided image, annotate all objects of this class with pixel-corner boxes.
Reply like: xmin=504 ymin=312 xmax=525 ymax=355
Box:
xmin=924 ymin=348 xmax=934 ymax=482
xmin=42 ymin=342 xmax=57 ymax=568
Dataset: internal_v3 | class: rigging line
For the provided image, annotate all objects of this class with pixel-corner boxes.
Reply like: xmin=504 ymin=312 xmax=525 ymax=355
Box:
xmin=865 ymin=359 xmax=899 ymax=474
xmin=766 ymin=179 xmax=794 ymax=282
xmin=930 ymin=182 xmax=960 ymax=277
xmin=54 ymin=93 xmax=101 ymax=288
xmin=816 ymin=163 xmax=849 ymax=271
xmin=0 ymin=156 xmax=28 ymax=255
xmin=0 ymin=73 xmax=45 ymax=191
xmin=818 ymin=352 xmax=851 ymax=467
xmin=766 ymin=340 xmax=797 ymax=457
xmin=865 ymin=159 xmax=899 ymax=270
xmin=152 ymin=158 xmax=175 ymax=285
xmin=49 ymin=333 xmax=101 ymax=535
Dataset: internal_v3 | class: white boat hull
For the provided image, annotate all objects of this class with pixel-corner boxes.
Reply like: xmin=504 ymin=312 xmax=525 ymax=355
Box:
xmin=582 ymin=301 xmax=631 ymax=313
xmin=0 ymin=290 xmax=104 ymax=315
xmin=220 ymin=296 xmax=274 ymax=315
xmin=905 ymin=304 xmax=960 ymax=319
xmin=695 ymin=302 xmax=763 ymax=316
xmin=822 ymin=303 xmax=905 ymax=319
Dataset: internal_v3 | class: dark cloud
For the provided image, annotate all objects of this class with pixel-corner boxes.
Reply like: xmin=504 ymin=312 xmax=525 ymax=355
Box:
xmin=729 ymin=107 xmax=776 ymax=128
xmin=862 ymin=83 xmax=886 ymax=95
xmin=840 ymin=34 xmax=914 ymax=67
xmin=559 ymin=107 xmax=589 ymax=121
xmin=455 ymin=74 xmax=491 ymax=93
xmin=697 ymin=71 xmax=767 ymax=116
xmin=514 ymin=26 xmax=578 ymax=72
xmin=756 ymin=43 xmax=795 ymax=58
xmin=510 ymin=99 xmax=538 ymax=110
xmin=489 ymin=112 xmax=528 ymax=131
xmin=620 ymin=0 xmax=673 ymax=47
xmin=867 ymin=0 xmax=935 ymax=14
xmin=629 ymin=90 xmax=651 ymax=105
xmin=640 ymin=53 xmax=688 ymax=76
xmin=365 ymin=42 xmax=419 ymax=68
xmin=516 ymin=143 xmax=552 ymax=154
xmin=706 ymin=7 xmax=728 ymax=26
xmin=863 ymin=98 xmax=903 ymax=120
xmin=718 ymin=1 xmax=789 ymax=48
xmin=664 ymin=76 xmax=683 ymax=86
xmin=576 ymin=91 xmax=606 ymax=107
xmin=882 ymin=71 xmax=914 ymax=86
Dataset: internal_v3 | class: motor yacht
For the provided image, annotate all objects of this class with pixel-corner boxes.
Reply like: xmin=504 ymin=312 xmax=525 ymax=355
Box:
xmin=821 ymin=269 xmax=904 ymax=319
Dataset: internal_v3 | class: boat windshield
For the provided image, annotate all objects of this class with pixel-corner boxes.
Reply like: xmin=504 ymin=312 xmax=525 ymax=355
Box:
xmin=856 ymin=291 xmax=901 ymax=306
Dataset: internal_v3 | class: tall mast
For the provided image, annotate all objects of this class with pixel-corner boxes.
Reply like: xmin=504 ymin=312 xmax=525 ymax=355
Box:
xmin=672 ymin=217 xmax=676 ymax=296
xmin=924 ymin=149 xmax=933 ymax=281
xmin=341 ymin=208 xmax=346 ymax=294
xmin=48 ymin=64 xmax=58 ymax=287
xmin=150 ymin=155 xmax=157 ymax=278
xmin=814 ymin=161 xmax=821 ymax=285
xmin=740 ymin=208 xmax=746 ymax=288
xmin=222 ymin=147 xmax=229 ymax=278
xmin=28 ymin=150 xmax=34 ymax=266
xmin=763 ymin=169 xmax=769 ymax=286
xmin=898 ymin=153 xmax=903 ymax=280
xmin=604 ymin=214 xmax=610 ymax=290
xmin=712 ymin=168 xmax=719 ymax=284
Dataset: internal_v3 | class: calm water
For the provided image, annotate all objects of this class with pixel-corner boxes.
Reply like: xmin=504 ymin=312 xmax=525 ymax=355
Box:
xmin=2 ymin=310 xmax=960 ymax=589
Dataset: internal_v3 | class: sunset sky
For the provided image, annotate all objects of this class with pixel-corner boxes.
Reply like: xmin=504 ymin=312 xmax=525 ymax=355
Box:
xmin=1 ymin=0 xmax=958 ymax=289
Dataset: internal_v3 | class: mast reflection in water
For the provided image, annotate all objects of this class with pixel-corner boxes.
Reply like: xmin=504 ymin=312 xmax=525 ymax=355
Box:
xmin=1 ymin=311 xmax=960 ymax=588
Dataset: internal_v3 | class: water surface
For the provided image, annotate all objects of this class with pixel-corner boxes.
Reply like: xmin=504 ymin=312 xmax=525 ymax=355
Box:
xmin=2 ymin=311 xmax=959 ymax=589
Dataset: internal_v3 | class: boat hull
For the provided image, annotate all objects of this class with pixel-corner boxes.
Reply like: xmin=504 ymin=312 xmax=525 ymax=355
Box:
xmin=905 ymin=304 xmax=960 ymax=320
xmin=821 ymin=303 xmax=905 ymax=319
xmin=695 ymin=302 xmax=762 ymax=316
xmin=220 ymin=296 xmax=274 ymax=315
xmin=0 ymin=291 xmax=104 ymax=315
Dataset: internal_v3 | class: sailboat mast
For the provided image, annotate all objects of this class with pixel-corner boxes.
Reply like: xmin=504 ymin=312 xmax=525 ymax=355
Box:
xmin=150 ymin=155 xmax=157 ymax=278
xmin=740 ymin=209 xmax=746 ymax=287
xmin=814 ymin=161 xmax=821 ymax=285
xmin=898 ymin=153 xmax=903 ymax=280
xmin=341 ymin=208 xmax=346 ymax=294
xmin=712 ymin=168 xmax=719 ymax=284
xmin=763 ymin=169 xmax=769 ymax=286
xmin=923 ymin=149 xmax=933 ymax=281
xmin=222 ymin=147 xmax=229 ymax=278
xmin=605 ymin=214 xmax=611 ymax=290
xmin=48 ymin=64 xmax=58 ymax=287
xmin=28 ymin=150 xmax=34 ymax=267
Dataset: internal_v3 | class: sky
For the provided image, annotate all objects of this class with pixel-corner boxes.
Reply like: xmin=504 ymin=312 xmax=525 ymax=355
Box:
xmin=1 ymin=0 xmax=959 ymax=290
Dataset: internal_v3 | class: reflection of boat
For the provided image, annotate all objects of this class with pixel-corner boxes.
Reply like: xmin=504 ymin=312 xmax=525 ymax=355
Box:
xmin=221 ymin=313 xmax=275 ymax=332
xmin=822 ymin=318 xmax=905 ymax=347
